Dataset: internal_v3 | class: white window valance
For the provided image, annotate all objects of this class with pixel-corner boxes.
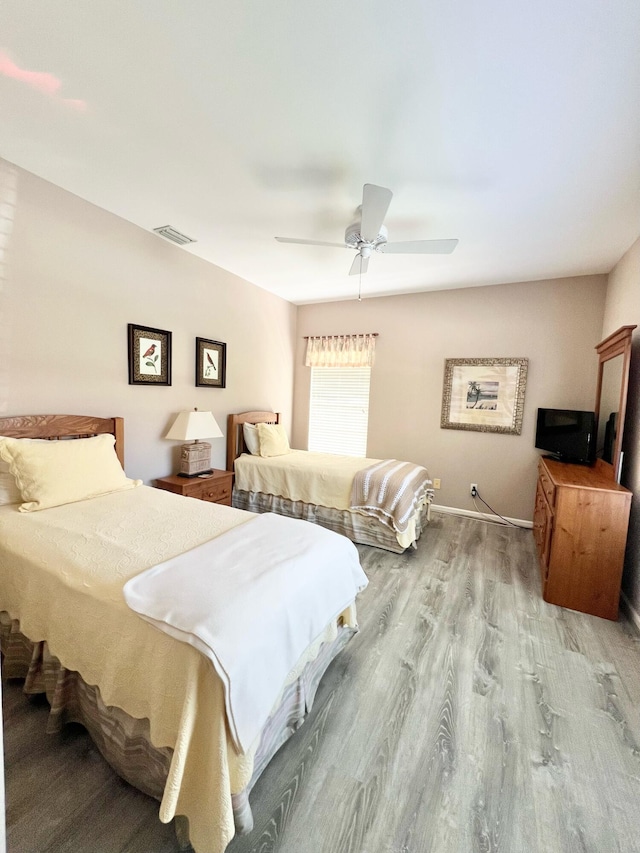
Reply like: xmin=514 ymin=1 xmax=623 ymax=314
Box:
xmin=304 ymin=334 xmax=377 ymax=368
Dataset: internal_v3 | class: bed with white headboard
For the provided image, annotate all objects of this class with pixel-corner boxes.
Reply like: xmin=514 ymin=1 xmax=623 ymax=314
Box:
xmin=0 ymin=413 xmax=366 ymax=853
xmin=227 ymin=410 xmax=434 ymax=553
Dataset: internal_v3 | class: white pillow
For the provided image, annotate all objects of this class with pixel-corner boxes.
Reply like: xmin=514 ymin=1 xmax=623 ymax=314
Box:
xmin=256 ymin=423 xmax=291 ymax=457
xmin=0 ymin=433 xmax=141 ymax=512
xmin=243 ymin=423 xmax=261 ymax=455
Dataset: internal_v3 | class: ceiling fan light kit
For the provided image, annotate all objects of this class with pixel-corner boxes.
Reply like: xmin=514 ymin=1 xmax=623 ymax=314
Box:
xmin=275 ymin=183 xmax=459 ymax=284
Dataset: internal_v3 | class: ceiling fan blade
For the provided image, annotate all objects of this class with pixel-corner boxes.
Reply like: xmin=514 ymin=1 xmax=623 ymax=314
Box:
xmin=360 ymin=184 xmax=393 ymax=242
xmin=349 ymin=254 xmax=369 ymax=276
xmin=379 ymin=238 xmax=459 ymax=254
xmin=275 ymin=237 xmax=347 ymax=248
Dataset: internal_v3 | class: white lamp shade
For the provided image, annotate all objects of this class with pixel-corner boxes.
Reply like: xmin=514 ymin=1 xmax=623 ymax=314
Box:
xmin=165 ymin=410 xmax=223 ymax=441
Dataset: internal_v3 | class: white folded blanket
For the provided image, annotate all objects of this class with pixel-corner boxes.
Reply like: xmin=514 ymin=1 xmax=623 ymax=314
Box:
xmin=123 ymin=512 xmax=368 ymax=754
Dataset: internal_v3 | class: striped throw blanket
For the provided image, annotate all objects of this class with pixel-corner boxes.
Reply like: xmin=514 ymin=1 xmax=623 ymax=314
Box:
xmin=350 ymin=459 xmax=434 ymax=534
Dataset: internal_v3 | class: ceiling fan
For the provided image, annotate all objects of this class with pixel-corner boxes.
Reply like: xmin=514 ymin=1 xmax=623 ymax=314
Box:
xmin=275 ymin=183 xmax=458 ymax=276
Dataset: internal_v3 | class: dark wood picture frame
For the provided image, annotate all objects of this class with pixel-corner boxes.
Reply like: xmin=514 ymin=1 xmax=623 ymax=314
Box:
xmin=128 ymin=324 xmax=172 ymax=385
xmin=196 ymin=337 xmax=226 ymax=388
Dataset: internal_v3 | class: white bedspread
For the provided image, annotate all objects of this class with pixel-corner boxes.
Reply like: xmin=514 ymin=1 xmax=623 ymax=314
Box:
xmin=123 ymin=512 xmax=368 ymax=754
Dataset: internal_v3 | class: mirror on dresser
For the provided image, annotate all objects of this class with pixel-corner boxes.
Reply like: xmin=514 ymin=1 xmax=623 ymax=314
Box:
xmin=594 ymin=325 xmax=636 ymax=483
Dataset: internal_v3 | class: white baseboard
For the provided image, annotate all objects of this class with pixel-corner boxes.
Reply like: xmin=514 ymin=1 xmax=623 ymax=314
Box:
xmin=431 ymin=503 xmax=533 ymax=529
xmin=620 ymin=590 xmax=640 ymax=633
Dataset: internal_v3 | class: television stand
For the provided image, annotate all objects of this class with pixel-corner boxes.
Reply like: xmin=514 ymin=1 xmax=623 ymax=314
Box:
xmin=533 ymin=456 xmax=631 ymax=620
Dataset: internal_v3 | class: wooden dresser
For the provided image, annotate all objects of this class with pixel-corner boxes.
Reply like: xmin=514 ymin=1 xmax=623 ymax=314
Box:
xmin=533 ymin=456 xmax=631 ymax=620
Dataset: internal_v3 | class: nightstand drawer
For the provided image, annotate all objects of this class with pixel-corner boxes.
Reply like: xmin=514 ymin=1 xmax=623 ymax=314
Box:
xmin=199 ymin=480 xmax=232 ymax=505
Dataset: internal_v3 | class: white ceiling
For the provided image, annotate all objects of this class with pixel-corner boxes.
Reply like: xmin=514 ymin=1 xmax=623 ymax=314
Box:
xmin=1 ymin=1 xmax=639 ymax=305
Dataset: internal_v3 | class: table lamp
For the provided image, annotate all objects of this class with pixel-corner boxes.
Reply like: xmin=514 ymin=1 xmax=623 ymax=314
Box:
xmin=164 ymin=408 xmax=223 ymax=477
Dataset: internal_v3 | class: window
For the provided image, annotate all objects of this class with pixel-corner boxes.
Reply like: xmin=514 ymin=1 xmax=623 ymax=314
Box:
xmin=308 ymin=367 xmax=371 ymax=456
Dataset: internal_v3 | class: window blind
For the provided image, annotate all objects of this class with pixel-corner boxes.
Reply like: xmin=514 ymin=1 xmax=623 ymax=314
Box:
xmin=308 ymin=367 xmax=371 ymax=456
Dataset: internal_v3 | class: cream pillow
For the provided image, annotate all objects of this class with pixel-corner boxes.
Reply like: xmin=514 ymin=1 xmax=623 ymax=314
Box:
xmin=256 ymin=423 xmax=291 ymax=457
xmin=0 ymin=460 xmax=21 ymax=505
xmin=0 ymin=436 xmax=43 ymax=505
xmin=242 ymin=423 xmax=261 ymax=455
xmin=0 ymin=434 xmax=141 ymax=512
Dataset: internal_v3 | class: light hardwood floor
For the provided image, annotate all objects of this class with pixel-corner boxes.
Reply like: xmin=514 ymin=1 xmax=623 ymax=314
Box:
xmin=4 ymin=513 xmax=640 ymax=853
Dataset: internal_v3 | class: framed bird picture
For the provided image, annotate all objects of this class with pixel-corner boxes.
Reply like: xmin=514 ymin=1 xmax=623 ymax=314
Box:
xmin=195 ymin=337 xmax=226 ymax=388
xmin=128 ymin=323 xmax=172 ymax=385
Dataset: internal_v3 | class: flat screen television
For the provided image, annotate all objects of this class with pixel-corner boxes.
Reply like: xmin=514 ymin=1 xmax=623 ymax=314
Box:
xmin=535 ymin=408 xmax=596 ymax=464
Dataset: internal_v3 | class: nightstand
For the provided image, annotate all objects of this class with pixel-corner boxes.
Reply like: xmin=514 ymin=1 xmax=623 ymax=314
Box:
xmin=154 ymin=470 xmax=233 ymax=506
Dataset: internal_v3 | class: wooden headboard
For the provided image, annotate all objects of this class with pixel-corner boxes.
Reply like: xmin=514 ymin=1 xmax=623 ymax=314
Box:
xmin=226 ymin=411 xmax=280 ymax=471
xmin=0 ymin=414 xmax=125 ymax=468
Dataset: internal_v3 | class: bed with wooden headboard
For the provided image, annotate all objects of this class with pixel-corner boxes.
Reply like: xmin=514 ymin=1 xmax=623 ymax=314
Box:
xmin=0 ymin=413 xmax=125 ymax=462
xmin=227 ymin=410 xmax=433 ymax=553
xmin=0 ymin=414 xmax=363 ymax=853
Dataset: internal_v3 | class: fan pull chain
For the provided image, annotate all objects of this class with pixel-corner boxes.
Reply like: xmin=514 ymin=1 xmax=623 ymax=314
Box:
xmin=358 ymin=256 xmax=362 ymax=302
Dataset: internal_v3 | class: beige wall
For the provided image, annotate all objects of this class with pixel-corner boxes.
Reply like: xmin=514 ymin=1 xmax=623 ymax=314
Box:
xmin=602 ymin=237 xmax=640 ymax=334
xmin=0 ymin=159 xmax=296 ymax=483
xmin=294 ymin=275 xmax=607 ymax=522
xmin=602 ymin=236 xmax=640 ymax=619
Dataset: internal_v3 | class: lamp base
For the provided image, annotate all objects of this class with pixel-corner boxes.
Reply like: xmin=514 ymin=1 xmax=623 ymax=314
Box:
xmin=177 ymin=441 xmax=212 ymax=477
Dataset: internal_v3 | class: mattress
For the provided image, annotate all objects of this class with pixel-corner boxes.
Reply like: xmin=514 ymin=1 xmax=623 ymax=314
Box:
xmin=0 ymin=486 xmax=358 ymax=853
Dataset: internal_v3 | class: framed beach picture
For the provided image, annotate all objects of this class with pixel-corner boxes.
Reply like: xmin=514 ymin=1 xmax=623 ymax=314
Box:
xmin=441 ymin=357 xmax=528 ymax=434
xmin=127 ymin=324 xmax=172 ymax=385
xmin=196 ymin=337 xmax=226 ymax=388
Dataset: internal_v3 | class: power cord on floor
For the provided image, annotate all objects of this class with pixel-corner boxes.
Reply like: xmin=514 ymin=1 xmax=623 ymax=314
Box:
xmin=472 ymin=487 xmax=528 ymax=529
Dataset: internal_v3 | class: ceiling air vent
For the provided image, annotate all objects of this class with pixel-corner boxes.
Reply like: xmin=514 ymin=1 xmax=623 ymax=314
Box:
xmin=152 ymin=225 xmax=196 ymax=246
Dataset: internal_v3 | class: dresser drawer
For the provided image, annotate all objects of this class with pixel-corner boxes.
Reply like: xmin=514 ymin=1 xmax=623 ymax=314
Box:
xmin=538 ymin=462 xmax=556 ymax=507
xmin=533 ymin=480 xmax=553 ymax=581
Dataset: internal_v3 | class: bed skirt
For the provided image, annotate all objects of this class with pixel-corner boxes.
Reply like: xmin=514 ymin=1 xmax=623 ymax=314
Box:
xmin=232 ymin=489 xmax=430 ymax=553
xmin=0 ymin=611 xmax=355 ymax=843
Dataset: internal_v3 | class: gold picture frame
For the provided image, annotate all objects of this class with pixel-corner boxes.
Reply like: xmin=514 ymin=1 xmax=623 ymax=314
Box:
xmin=441 ymin=357 xmax=528 ymax=434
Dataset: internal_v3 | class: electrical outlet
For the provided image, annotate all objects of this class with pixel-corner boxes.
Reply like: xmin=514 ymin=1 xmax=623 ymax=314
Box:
xmin=433 ymin=478 xmax=441 ymax=489
xmin=470 ymin=483 xmax=478 ymax=497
